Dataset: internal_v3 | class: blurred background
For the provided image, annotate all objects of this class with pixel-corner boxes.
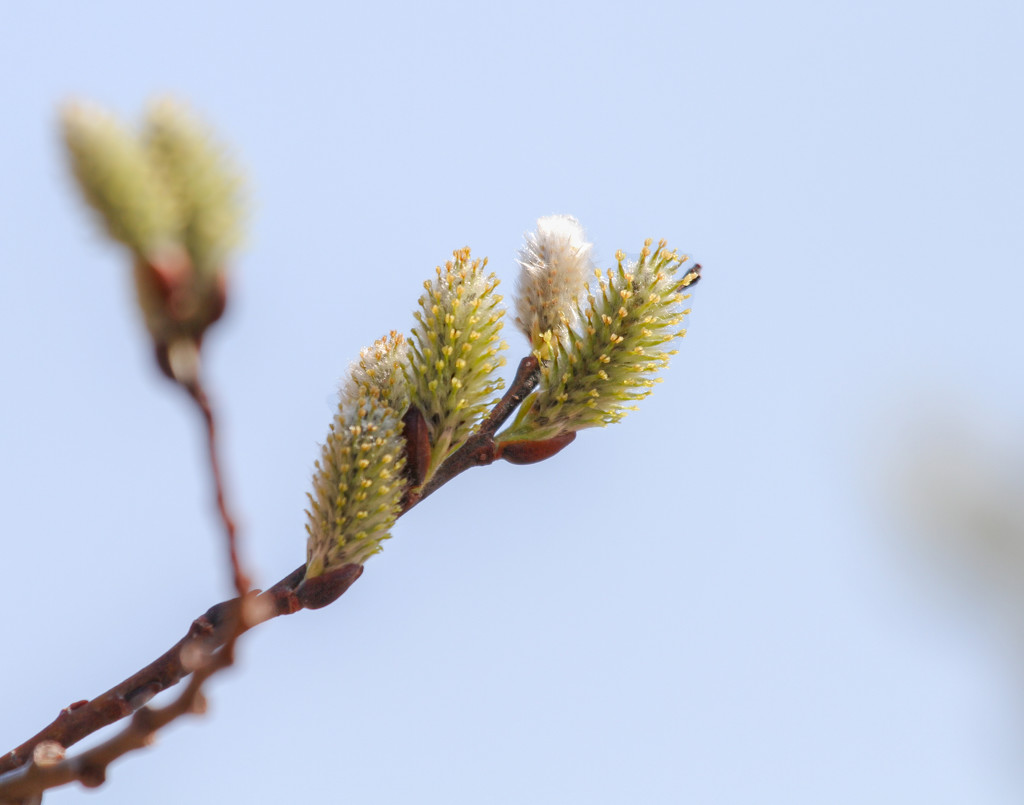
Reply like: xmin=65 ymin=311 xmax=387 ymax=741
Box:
xmin=3 ymin=1 xmax=1024 ymax=802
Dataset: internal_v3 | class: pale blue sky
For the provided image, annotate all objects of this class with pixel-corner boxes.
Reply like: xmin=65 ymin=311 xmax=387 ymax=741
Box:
xmin=3 ymin=1 xmax=1024 ymax=803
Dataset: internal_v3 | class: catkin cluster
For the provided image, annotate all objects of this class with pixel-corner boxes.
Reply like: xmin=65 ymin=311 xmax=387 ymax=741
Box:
xmin=304 ymin=228 xmax=697 ymax=576
xmin=59 ymin=99 xmax=700 ymax=584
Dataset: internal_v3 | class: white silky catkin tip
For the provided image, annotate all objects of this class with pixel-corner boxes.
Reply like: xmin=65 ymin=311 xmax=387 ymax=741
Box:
xmin=514 ymin=214 xmax=593 ymax=346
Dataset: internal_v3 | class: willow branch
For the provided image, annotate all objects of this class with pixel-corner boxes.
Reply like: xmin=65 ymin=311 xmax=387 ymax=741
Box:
xmin=0 ymin=355 xmax=543 ymax=784
xmin=0 ymin=598 xmax=246 ymax=803
xmin=0 ymin=567 xmax=306 ymax=781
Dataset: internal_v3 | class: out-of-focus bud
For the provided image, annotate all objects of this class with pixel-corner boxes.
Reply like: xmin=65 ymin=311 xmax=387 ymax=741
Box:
xmin=304 ymin=393 xmax=407 ymax=578
xmin=61 ymin=98 xmax=244 ymax=384
xmin=498 ymin=240 xmax=699 ymax=443
xmin=514 ymin=215 xmax=592 ymax=350
xmin=405 ymin=248 xmax=508 ymax=482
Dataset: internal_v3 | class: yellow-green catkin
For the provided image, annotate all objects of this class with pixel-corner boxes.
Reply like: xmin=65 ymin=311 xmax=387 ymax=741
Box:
xmin=304 ymin=394 xmax=407 ymax=576
xmin=498 ymin=240 xmax=699 ymax=443
xmin=405 ymin=248 xmax=508 ymax=481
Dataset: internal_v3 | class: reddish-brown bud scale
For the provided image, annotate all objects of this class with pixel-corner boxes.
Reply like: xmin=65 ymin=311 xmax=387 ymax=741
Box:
xmin=402 ymin=405 xmax=432 ymax=487
xmin=294 ymin=564 xmax=364 ymax=610
xmin=141 ymin=258 xmax=177 ymax=305
xmin=494 ymin=431 xmax=576 ymax=465
xmin=144 ymin=251 xmax=194 ymax=314
xmin=154 ymin=342 xmax=175 ymax=380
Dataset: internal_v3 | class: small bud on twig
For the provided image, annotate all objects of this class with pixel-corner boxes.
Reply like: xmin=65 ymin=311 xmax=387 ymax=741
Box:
xmin=494 ymin=431 xmax=577 ymax=465
xmin=31 ymin=742 xmax=65 ymax=768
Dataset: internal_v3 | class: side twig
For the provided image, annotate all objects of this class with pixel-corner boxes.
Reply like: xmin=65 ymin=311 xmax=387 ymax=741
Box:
xmin=186 ymin=379 xmax=251 ymax=598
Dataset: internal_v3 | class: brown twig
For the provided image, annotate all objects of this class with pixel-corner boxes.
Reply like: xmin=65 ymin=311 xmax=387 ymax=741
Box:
xmin=0 ymin=354 xmax=545 ymax=794
xmin=186 ymin=379 xmax=250 ymax=599
xmin=0 ymin=572 xmax=306 ymax=782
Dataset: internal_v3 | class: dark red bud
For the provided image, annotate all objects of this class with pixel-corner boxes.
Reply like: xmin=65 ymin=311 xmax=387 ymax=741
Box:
xmin=494 ymin=431 xmax=576 ymax=465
